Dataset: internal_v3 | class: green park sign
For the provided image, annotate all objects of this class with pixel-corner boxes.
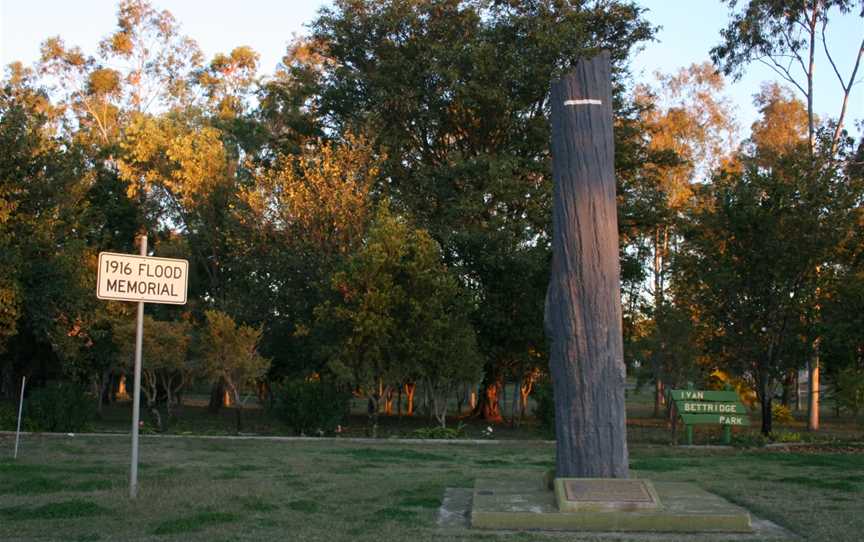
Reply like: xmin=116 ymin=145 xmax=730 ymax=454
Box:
xmin=668 ymin=387 xmax=750 ymax=445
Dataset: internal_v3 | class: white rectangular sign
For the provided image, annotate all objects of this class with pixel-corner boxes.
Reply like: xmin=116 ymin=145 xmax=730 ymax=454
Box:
xmin=97 ymin=252 xmax=188 ymax=305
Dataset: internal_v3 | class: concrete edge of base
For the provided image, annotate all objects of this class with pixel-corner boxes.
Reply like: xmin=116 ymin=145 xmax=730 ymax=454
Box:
xmin=471 ymin=478 xmax=753 ymax=533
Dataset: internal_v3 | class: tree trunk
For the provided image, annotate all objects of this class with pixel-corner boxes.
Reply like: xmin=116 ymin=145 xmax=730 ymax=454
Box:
xmin=404 ymin=382 xmax=415 ymax=416
xmin=397 ymin=385 xmax=403 ymax=418
xmin=478 ymin=380 xmax=503 ymax=422
xmin=545 ymin=52 xmax=629 ymax=479
xmin=809 ymin=345 xmax=820 ymax=431
xmin=384 ymin=387 xmax=394 ymax=416
xmin=208 ymin=382 xmax=225 ymax=413
xmin=758 ymin=370 xmax=773 ymax=436
xmin=92 ymin=378 xmax=103 ymax=416
xmin=519 ymin=375 xmax=535 ymax=419
xmin=233 ymin=390 xmax=243 ymax=433
xmin=653 ymin=378 xmax=665 ymax=418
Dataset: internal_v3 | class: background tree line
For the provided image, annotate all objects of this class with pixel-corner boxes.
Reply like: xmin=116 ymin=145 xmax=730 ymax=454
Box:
xmin=1 ymin=0 xmax=862 ymax=435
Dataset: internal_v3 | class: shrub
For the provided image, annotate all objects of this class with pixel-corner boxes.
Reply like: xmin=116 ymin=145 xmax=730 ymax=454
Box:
xmin=533 ymin=378 xmax=555 ymax=437
xmin=273 ymin=379 xmax=350 ymax=436
xmin=771 ymin=403 xmax=795 ymax=424
xmin=730 ymin=431 xmax=768 ymax=448
xmin=0 ymin=404 xmax=17 ymax=430
xmin=833 ymin=367 xmax=864 ymax=418
xmin=407 ymin=422 xmax=466 ymax=439
xmin=26 ymin=382 xmax=96 ymax=433
xmin=770 ymin=431 xmax=802 ymax=443
xmin=0 ymin=403 xmax=41 ymax=432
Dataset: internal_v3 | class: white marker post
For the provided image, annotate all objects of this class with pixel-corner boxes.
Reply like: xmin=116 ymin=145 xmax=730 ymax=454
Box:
xmin=96 ymin=235 xmax=188 ymax=499
xmin=14 ymin=376 xmax=26 ymax=459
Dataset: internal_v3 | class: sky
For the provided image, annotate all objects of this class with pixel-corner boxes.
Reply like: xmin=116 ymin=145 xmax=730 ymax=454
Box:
xmin=1 ymin=0 xmax=862 ymax=139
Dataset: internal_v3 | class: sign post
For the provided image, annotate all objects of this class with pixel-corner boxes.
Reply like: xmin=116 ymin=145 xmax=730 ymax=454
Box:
xmin=129 ymin=235 xmax=146 ymax=499
xmin=96 ymin=235 xmax=188 ymax=498
xmin=14 ymin=376 xmax=26 ymax=459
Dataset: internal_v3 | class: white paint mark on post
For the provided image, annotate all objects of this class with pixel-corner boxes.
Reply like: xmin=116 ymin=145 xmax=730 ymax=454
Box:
xmin=14 ymin=376 xmax=26 ymax=459
xmin=564 ymin=99 xmax=603 ymax=106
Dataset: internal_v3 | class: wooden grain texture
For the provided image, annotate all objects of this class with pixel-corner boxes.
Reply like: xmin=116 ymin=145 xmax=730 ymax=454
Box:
xmin=545 ymin=51 xmax=629 ymax=479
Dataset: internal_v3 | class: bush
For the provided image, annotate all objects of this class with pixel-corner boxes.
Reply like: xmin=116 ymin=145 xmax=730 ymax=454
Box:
xmin=273 ymin=379 xmax=350 ymax=436
xmin=533 ymin=378 xmax=555 ymax=437
xmin=0 ymin=403 xmax=41 ymax=432
xmin=0 ymin=404 xmax=17 ymax=430
xmin=770 ymin=431 xmax=802 ymax=443
xmin=407 ymin=422 xmax=466 ymax=439
xmin=771 ymin=403 xmax=795 ymax=424
xmin=833 ymin=367 xmax=864 ymax=418
xmin=26 ymin=382 xmax=96 ymax=432
xmin=730 ymin=431 xmax=768 ymax=448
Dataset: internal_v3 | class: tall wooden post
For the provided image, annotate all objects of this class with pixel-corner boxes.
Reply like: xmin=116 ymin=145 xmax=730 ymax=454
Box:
xmin=545 ymin=52 xmax=629 ymax=479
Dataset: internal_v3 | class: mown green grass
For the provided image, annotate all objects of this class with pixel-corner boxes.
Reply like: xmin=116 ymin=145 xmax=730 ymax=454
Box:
xmin=1 ymin=432 xmax=863 ymax=541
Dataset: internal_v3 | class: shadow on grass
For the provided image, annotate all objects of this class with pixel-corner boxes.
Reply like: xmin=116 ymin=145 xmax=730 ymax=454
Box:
xmin=1 ymin=477 xmax=114 ymax=496
xmin=239 ymin=496 xmax=279 ymax=513
xmin=286 ymin=499 xmax=320 ymax=513
xmin=747 ymin=452 xmax=864 ymax=470
xmin=324 ymin=447 xmax=452 ymax=463
xmin=371 ymin=506 xmax=417 ymax=524
xmin=0 ymin=500 xmax=107 ymax=521
xmin=152 ymin=511 xmax=238 ymax=535
xmin=629 ymin=457 xmax=702 ymax=472
xmin=776 ymin=476 xmax=860 ymax=492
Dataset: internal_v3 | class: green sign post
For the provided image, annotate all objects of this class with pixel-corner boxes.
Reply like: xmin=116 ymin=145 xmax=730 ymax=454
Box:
xmin=668 ymin=386 xmax=749 ymax=445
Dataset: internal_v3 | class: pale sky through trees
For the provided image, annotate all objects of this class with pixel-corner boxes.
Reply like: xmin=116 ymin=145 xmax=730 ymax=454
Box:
xmin=1 ymin=0 xmax=861 ymax=137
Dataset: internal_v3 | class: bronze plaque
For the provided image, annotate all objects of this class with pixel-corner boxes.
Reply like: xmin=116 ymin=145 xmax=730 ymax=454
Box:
xmin=564 ymin=479 xmax=655 ymax=503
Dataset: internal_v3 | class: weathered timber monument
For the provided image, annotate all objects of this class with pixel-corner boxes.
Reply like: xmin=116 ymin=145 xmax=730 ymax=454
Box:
xmin=545 ymin=51 xmax=629 ymax=479
xmin=466 ymin=54 xmax=766 ymax=536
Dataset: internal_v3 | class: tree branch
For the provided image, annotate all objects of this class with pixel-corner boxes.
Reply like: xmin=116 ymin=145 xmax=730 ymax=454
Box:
xmin=821 ymin=18 xmax=846 ymax=88
xmin=831 ymin=34 xmax=864 ymax=154
xmin=755 ymin=56 xmax=807 ymax=96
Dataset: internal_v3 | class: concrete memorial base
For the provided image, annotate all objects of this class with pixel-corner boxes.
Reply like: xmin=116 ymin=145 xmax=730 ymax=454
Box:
xmin=470 ymin=477 xmax=754 ymax=533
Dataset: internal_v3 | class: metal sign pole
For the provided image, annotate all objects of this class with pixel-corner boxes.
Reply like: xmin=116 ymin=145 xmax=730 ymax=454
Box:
xmin=14 ymin=376 xmax=26 ymax=459
xmin=130 ymin=234 xmax=147 ymax=498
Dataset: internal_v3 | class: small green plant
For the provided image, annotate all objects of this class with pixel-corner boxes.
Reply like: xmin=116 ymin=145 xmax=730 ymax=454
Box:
xmin=0 ymin=404 xmax=17 ymax=430
xmin=770 ymin=431 xmax=802 ymax=443
xmin=532 ymin=378 xmax=555 ymax=437
xmin=273 ymin=378 xmax=350 ymax=436
xmin=730 ymin=431 xmax=769 ymax=448
xmin=407 ymin=422 xmax=466 ymax=439
xmin=26 ymin=382 xmax=95 ymax=433
xmin=771 ymin=403 xmax=794 ymax=424
xmin=833 ymin=367 xmax=864 ymax=418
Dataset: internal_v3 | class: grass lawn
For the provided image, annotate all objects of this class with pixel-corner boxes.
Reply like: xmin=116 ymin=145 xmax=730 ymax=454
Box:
xmin=1 ymin=432 xmax=863 ymax=541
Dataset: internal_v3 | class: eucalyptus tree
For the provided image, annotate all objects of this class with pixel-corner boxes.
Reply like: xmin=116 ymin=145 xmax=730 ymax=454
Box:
xmin=712 ymin=0 xmax=863 ymax=155
xmin=632 ymin=63 xmax=737 ymax=414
